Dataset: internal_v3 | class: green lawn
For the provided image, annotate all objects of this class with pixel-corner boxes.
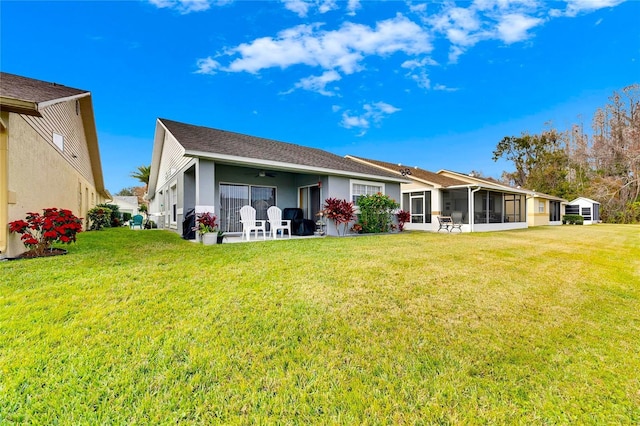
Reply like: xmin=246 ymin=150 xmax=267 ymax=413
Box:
xmin=1 ymin=225 xmax=639 ymax=424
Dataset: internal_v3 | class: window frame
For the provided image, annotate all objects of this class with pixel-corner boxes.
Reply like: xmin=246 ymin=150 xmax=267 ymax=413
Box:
xmin=170 ymin=183 xmax=177 ymax=225
xmin=350 ymin=179 xmax=385 ymax=205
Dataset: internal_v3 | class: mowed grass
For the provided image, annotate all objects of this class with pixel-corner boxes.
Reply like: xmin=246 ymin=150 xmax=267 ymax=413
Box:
xmin=1 ymin=225 xmax=639 ymax=424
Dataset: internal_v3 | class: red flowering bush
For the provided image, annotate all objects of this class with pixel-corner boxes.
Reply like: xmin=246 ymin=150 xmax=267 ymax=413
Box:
xmin=322 ymin=197 xmax=356 ymax=236
xmin=397 ymin=210 xmax=411 ymax=231
xmin=9 ymin=208 xmax=83 ymax=257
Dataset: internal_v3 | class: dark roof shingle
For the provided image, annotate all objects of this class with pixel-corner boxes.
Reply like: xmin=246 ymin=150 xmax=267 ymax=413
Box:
xmin=346 ymin=155 xmax=468 ymax=187
xmin=0 ymin=72 xmax=87 ymax=104
xmin=160 ymin=118 xmax=402 ymax=179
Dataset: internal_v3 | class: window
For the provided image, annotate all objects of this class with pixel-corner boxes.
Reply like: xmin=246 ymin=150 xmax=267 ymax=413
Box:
xmin=538 ymin=201 xmax=545 ymax=213
xmin=351 ymin=180 xmax=384 ymax=204
xmin=581 ymin=207 xmax=591 ymax=221
xmin=219 ymin=183 xmax=276 ymax=232
xmin=53 ymin=132 xmax=64 ymax=151
xmin=170 ymin=184 xmax=177 ymax=223
xmin=549 ymin=201 xmax=561 ymax=221
xmin=566 ymin=205 xmax=579 ymax=215
xmin=402 ymin=191 xmax=431 ymax=223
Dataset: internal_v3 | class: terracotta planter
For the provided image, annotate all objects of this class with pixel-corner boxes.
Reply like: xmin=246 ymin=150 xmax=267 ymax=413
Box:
xmin=202 ymin=233 xmax=218 ymax=245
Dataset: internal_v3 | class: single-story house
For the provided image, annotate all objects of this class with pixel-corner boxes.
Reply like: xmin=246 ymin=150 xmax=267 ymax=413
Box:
xmin=146 ymin=118 xmax=408 ymax=238
xmin=525 ymin=191 xmax=567 ymax=227
xmin=111 ymin=195 xmax=139 ymax=217
xmin=346 ymin=156 xmax=530 ymax=232
xmin=0 ymin=72 xmax=109 ymax=258
xmin=566 ymin=197 xmax=601 ymax=224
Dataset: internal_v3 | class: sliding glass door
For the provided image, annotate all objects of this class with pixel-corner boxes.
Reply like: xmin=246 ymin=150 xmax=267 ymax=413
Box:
xmin=219 ymin=184 xmax=276 ymax=232
xmin=299 ymin=185 xmax=321 ymax=220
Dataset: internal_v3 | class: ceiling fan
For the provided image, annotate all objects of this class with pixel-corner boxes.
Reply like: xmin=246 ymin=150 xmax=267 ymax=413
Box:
xmin=256 ymin=170 xmax=276 ymax=177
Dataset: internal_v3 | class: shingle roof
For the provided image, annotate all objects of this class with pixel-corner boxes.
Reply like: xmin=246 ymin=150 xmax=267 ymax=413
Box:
xmin=0 ymin=72 xmax=87 ymax=104
xmin=159 ymin=118 xmax=402 ymax=179
xmin=346 ymin=155 xmax=468 ymax=187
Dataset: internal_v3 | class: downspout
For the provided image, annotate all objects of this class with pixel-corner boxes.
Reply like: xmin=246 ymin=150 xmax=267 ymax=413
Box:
xmin=469 ymin=186 xmax=481 ymax=233
xmin=0 ymin=112 xmax=8 ymax=256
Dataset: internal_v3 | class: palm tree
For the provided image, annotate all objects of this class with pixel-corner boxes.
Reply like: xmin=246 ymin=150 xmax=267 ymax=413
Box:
xmin=130 ymin=165 xmax=151 ymax=190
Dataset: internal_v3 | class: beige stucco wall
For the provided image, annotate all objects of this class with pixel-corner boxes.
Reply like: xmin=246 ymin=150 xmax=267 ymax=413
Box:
xmin=3 ymin=105 xmax=105 ymax=258
xmin=527 ymin=197 xmax=550 ymax=226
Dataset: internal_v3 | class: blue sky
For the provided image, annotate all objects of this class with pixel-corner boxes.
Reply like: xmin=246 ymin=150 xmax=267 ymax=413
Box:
xmin=2 ymin=0 xmax=638 ymax=193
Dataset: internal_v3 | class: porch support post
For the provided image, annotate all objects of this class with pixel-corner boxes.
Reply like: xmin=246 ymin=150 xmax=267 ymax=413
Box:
xmin=196 ymin=159 xmax=216 ymax=208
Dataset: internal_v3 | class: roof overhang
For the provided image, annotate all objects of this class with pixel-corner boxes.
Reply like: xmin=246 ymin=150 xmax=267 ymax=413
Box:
xmin=78 ymin=94 xmax=109 ymax=199
xmin=0 ymin=96 xmax=40 ymax=116
xmin=445 ymin=183 xmax=532 ymax=194
xmin=185 ymin=149 xmax=411 ymax=183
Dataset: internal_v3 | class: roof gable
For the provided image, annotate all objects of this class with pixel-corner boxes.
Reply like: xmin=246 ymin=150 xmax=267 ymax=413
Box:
xmin=157 ymin=118 xmax=403 ymax=180
xmin=569 ymin=197 xmax=600 ymax=205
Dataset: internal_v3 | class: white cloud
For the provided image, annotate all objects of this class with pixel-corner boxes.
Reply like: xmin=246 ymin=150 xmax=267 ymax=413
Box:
xmin=209 ymin=14 xmax=432 ymax=75
xmin=422 ymin=0 xmax=547 ymax=62
xmin=495 ymin=13 xmax=543 ymax=44
xmin=281 ymin=0 xmax=341 ymax=17
xmin=147 ymin=0 xmax=230 ymax=14
xmin=401 ymin=57 xmax=438 ymax=69
xmin=281 ymin=0 xmax=311 ymax=17
xmin=434 ymin=83 xmax=459 ymax=92
xmin=346 ymin=0 xmax=361 ymax=16
xmin=408 ymin=71 xmax=431 ymax=90
xmin=563 ymin=0 xmax=625 ymax=17
xmin=292 ymin=70 xmax=342 ymax=96
xmin=341 ymin=112 xmax=369 ymax=129
xmin=340 ymin=101 xmax=400 ymax=135
xmin=195 ymin=57 xmax=221 ymax=74
xmin=318 ymin=0 xmax=338 ymax=14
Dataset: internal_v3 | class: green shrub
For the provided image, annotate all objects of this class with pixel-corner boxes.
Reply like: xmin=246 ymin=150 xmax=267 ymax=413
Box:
xmin=563 ymin=214 xmax=584 ymax=225
xmin=357 ymin=193 xmax=399 ymax=233
xmin=122 ymin=212 xmax=132 ymax=222
xmin=88 ymin=206 xmax=112 ymax=230
xmin=96 ymin=203 xmax=122 ymax=227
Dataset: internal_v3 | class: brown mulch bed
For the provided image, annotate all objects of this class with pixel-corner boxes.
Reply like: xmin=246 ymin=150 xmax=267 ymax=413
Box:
xmin=15 ymin=248 xmax=68 ymax=259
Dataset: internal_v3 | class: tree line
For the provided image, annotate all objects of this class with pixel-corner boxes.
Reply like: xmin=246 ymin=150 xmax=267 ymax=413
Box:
xmin=493 ymin=83 xmax=640 ymax=223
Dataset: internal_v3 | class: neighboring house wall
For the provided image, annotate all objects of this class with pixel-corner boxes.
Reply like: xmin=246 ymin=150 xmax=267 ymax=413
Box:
xmin=527 ymin=197 xmax=549 ymax=227
xmin=149 ymin=132 xmax=190 ymax=230
xmin=4 ymin=106 xmax=104 ymax=257
xmin=112 ymin=196 xmax=139 ymax=216
xmin=400 ymin=181 xmax=440 ymax=232
xmin=526 ymin=196 xmax=565 ymax=226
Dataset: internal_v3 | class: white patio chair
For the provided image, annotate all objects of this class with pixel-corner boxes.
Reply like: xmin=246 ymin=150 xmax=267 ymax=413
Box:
xmin=239 ymin=205 xmax=266 ymax=241
xmin=267 ymin=206 xmax=291 ymax=239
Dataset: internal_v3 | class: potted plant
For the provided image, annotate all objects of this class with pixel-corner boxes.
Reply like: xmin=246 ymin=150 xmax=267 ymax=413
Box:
xmin=194 ymin=212 xmax=219 ymax=245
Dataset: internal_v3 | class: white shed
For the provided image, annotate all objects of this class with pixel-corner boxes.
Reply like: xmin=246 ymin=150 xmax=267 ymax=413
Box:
xmin=112 ymin=196 xmax=139 ymax=217
xmin=566 ymin=197 xmax=601 ymax=225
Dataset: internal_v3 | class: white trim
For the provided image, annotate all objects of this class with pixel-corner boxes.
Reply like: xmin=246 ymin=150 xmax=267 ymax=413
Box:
xmin=184 ymin=149 xmax=408 ymax=183
xmin=38 ymin=92 xmax=90 ymax=110
xmin=170 ymin=182 xmax=178 ymax=225
xmin=350 ymin=179 xmax=385 ymax=205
